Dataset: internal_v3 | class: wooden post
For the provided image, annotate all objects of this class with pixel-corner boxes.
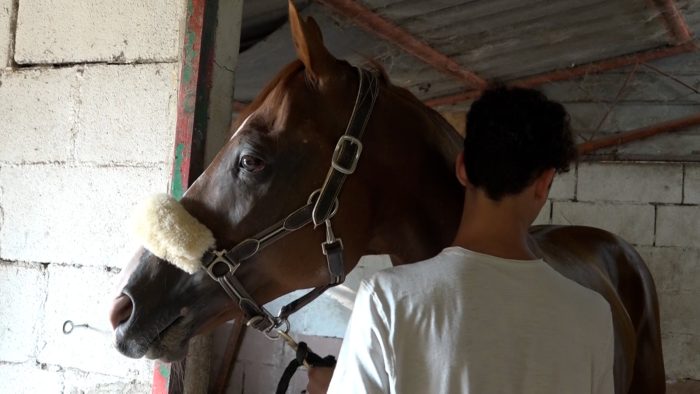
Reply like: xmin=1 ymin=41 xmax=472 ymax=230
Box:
xmin=156 ymin=0 xmax=243 ymax=392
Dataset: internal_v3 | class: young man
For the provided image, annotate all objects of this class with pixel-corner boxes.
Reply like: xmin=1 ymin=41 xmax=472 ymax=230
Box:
xmin=310 ymin=86 xmax=614 ymax=393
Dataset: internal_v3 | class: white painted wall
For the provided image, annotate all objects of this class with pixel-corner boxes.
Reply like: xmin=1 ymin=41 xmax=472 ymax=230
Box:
xmin=0 ymin=0 xmax=184 ymax=392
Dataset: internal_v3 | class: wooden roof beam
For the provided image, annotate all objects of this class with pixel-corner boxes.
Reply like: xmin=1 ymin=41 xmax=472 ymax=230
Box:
xmin=316 ymin=0 xmax=487 ymax=89
xmin=578 ymin=112 xmax=700 ymax=155
xmin=425 ymin=42 xmax=698 ymax=107
xmin=652 ymin=0 xmax=694 ymax=45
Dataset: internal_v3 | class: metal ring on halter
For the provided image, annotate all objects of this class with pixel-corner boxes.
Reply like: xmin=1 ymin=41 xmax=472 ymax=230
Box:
xmin=255 ymin=317 xmax=290 ymax=341
xmin=307 ymin=189 xmax=339 ymax=219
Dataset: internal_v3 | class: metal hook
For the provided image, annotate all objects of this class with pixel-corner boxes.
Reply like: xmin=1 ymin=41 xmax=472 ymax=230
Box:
xmin=62 ymin=320 xmax=89 ymax=335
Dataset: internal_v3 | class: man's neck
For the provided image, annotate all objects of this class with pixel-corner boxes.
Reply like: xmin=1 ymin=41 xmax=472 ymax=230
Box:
xmin=452 ymin=191 xmax=537 ymax=261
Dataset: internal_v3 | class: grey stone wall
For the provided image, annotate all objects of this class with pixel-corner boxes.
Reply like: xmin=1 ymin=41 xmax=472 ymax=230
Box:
xmin=0 ymin=0 xmax=183 ymax=392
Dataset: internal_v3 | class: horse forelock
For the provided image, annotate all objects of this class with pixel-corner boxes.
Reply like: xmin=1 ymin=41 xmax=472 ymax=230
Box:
xmin=230 ymin=60 xmax=306 ymax=135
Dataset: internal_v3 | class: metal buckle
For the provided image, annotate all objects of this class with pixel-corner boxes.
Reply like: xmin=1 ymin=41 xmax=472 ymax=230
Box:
xmin=331 ymin=136 xmax=363 ymax=175
xmin=205 ymin=251 xmax=239 ymax=279
xmin=322 ymin=238 xmax=344 ymax=254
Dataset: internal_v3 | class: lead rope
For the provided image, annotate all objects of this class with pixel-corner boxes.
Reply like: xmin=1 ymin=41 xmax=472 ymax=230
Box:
xmin=275 ymin=331 xmax=337 ymax=394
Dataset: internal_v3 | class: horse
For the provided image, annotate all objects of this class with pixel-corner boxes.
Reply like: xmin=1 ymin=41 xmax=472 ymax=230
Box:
xmin=109 ymin=2 xmax=664 ymax=392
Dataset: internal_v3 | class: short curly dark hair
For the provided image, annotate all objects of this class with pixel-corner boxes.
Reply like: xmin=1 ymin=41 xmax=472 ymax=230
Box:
xmin=463 ymin=85 xmax=577 ymax=201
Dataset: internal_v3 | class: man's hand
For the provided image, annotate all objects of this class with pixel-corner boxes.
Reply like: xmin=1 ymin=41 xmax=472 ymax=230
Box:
xmin=307 ymin=366 xmax=335 ymax=394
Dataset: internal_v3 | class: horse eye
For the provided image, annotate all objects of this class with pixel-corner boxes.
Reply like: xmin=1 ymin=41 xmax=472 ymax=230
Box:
xmin=239 ymin=155 xmax=265 ymax=173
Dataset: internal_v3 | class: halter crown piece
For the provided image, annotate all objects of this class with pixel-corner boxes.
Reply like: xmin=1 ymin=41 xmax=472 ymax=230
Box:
xmin=131 ymin=67 xmax=379 ymax=337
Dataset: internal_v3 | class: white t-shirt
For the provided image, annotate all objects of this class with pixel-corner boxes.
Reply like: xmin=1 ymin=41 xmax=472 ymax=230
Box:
xmin=328 ymin=247 xmax=614 ymax=394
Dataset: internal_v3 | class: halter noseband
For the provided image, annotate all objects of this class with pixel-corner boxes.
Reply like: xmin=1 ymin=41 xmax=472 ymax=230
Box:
xmin=200 ymin=67 xmax=379 ymax=336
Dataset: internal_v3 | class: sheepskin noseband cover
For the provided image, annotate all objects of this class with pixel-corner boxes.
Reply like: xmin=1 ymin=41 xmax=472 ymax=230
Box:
xmin=132 ymin=194 xmax=215 ymax=274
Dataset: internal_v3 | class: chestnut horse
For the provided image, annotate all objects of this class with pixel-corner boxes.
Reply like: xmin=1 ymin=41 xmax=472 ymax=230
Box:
xmin=110 ymin=2 xmax=664 ymax=392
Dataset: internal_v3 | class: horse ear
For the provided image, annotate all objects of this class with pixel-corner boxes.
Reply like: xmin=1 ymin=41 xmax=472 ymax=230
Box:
xmin=288 ymin=0 xmax=337 ymax=80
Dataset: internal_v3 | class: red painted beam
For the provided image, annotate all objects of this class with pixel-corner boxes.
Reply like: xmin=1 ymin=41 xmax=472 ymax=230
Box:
xmin=577 ymin=112 xmax=700 ymax=155
xmin=171 ymin=0 xmax=207 ymax=200
xmin=652 ymin=0 xmax=694 ymax=45
xmin=157 ymin=0 xmax=208 ymax=393
xmin=425 ymin=43 xmax=698 ymax=107
xmin=316 ymin=0 xmax=487 ymax=89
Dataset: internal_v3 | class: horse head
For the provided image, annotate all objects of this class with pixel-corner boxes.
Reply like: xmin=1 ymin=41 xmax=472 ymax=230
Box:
xmin=110 ymin=1 xmax=463 ymax=361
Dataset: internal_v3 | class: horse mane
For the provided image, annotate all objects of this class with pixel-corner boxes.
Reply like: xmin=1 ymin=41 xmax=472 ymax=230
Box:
xmin=385 ymin=82 xmax=464 ymax=165
xmin=365 ymin=60 xmax=464 ymax=168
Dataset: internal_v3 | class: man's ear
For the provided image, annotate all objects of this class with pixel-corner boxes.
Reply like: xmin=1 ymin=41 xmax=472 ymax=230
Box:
xmin=534 ymin=168 xmax=556 ymax=201
xmin=456 ymin=151 xmax=468 ymax=187
xmin=288 ymin=0 xmax=337 ymax=81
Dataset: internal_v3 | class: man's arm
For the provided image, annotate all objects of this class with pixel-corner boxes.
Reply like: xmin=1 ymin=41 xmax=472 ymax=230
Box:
xmin=307 ymin=366 xmax=334 ymax=394
xmin=324 ymin=280 xmax=392 ymax=393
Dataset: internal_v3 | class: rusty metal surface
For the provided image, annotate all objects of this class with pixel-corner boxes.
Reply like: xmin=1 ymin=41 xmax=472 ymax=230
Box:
xmin=233 ymin=0 xmax=700 ymax=160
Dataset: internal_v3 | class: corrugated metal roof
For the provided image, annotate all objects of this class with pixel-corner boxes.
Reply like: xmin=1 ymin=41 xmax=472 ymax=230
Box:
xmin=233 ymin=0 xmax=700 ymax=160
xmin=236 ymin=0 xmax=695 ymax=99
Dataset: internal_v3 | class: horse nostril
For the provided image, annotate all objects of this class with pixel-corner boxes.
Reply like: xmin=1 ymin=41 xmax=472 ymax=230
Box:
xmin=109 ymin=294 xmax=134 ymax=330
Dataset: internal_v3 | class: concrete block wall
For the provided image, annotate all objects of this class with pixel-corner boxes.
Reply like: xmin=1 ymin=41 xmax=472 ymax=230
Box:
xmin=0 ymin=0 xmax=183 ymax=392
xmin=536 ymin=162 xmax=700 ymax=382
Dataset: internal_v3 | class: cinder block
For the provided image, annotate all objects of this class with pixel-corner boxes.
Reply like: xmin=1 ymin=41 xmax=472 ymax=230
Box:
xmin=663 ymin=332 xmax=700 ymax=380
xmin=0 ymin=0 xmax=10 ymax=68
xmin=549 ymin=167 xmax=576 ymax=200
xmin=659 ymin=289 xmax=700 ymax=379
xmin=636 ymin=246 xmax=700 ymax=293
xmin=578 ymin=162 xmax=682 ymax=203
xmin=685 ymin=164 xmax=700 ymax=204
xmin=659 ymin=290 xmax=700 ymax=340
xmin=37 ymin=264 xmax=153 ymax=378
xmin=551 ymin=201 xmax=655 ymax=245
xmin=74 ymin=64 xmax=178 ymax=164
xmin=15 ymin=0 xmax=182 ymax=64
xmin=0 ymin=164 xmax=168 ymax=267
xmin=656 ymin=206 xmax=700 ymax=248
xmin=0 ymin=363 xmax=63 ymax=393
xmin=63 ymin=369 xmax=152 ymax=393
xmin=532 ymin=201 xmax=551 ymax=226
xmin=0 ymin=68 xmax=77 ymax=163
xmin=0 ymin=263 xmax=47 ymax=362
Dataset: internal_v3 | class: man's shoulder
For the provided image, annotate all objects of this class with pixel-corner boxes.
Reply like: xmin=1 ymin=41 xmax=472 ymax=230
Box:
xmin=540 ymin=265 xmax=613 ymax=333
xmin=367 ymin=248 xmax=464 ymax=287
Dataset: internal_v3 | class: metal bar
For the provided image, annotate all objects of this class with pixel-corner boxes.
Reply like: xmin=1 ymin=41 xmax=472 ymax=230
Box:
xmin=212 ymin=320 xmax=247 ymax=394
xmin=577 ymin=112 xmax=700 ymax=155
xmin=424 ymin=43 xmax=698 ymax=107
xmin=316 ymin=0 xmax=487 ymax=89
xmin=651 ymin=0 xmax=693 ymax=45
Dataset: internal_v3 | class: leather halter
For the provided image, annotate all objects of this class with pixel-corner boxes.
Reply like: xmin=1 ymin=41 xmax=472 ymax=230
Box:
xmin=200 ymin=67 xmax=379 ymax=336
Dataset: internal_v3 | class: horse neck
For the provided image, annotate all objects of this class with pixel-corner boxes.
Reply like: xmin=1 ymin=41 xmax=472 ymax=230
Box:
xmin=360 ymin=85 xmax=464 ymax=265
